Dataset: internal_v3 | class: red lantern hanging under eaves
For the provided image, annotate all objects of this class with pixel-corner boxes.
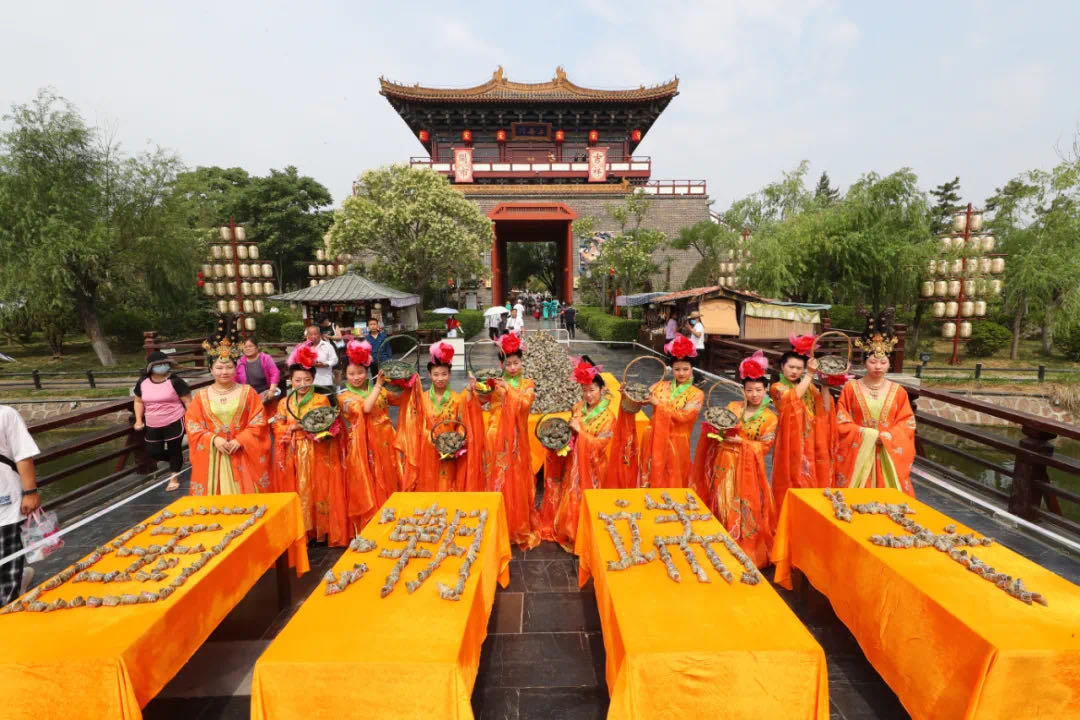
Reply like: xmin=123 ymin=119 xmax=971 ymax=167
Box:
xmin=554 ymin=130 xmax=565 ymax=143
xmin=418 ymin=130 xmax=430 ymax=142
xmin=495 ymin=129 xmax=507 ymax=143
xmin=461 ymin=129 xmax=472 ymax=143
xmin=588 ymin=130 xmax=599 ymax=143
xmin=631 ymin=129 xmax=642 ymax=142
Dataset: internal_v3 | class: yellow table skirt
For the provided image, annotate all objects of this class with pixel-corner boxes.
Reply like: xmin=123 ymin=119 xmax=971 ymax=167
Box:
xmin=772 ymin=488 xmax=1080 ymax=720
xmin=576 ymin=488 xmax=829 ymax=720
xmin=0 ymin=492 xmax=309 ymax=720
xmin=251 ymin=491 xmax=511 ymax=720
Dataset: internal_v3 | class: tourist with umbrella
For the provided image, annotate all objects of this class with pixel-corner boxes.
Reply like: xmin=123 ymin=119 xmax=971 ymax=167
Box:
xmin=433 ymin=307 xmax=461 ymax=338
xmin=484 ymin=305 xmax=508 ymax=340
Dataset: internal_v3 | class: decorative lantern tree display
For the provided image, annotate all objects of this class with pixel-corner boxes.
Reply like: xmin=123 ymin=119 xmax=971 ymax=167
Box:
xmin=918 ymin=203 xmax=1006 ymax=364
xmin=200 ymin=219 xmax=275 ymax=336
xmin=306 ymin=248 xmax=352 ymax=288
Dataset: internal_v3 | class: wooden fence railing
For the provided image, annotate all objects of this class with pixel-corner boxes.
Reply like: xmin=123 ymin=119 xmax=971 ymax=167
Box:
xmin=707 ymin=338 xmax=1080 ymax=536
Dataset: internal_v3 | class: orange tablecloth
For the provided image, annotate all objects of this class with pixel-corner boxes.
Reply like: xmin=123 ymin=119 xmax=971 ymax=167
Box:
xmin=576 ymin=489 xmax=829 ymax=720
xmin=484 ymin=373 xmax=650 ymax=474
xmin=251 ymin=491 xmax=511 ymax=720
xmin=773 ymin=488 xmax=1080 ymax=720
xmin=0 ymin=492 xmax=309 ymax=720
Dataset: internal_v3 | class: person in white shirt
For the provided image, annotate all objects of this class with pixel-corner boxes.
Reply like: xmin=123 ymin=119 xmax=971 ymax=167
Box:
xmin=486 ymin=311 xmax=501 ymax=341
xmin=301 ymin=323 xmax=338 ymax=387
xmin=689 ymin=310 xmax=706 ymax=351
xmin=0 ymin=404 xmax=41 ymax=605
xmin=506 ymin=308 xmax=525 ymax=335
xmin=513 ymin=298 xmax=525 ymax=320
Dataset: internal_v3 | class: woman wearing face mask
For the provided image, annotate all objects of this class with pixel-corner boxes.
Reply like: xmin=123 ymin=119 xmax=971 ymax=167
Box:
xmin=638 ymin=335 xmax=704 ymax=489
xmin=397 ymin=341 xmax=486 ymax=494
xmin=689 ymin=351 xmax=777 ymax=568
xmin=271 ymin=346 xmax=348 ymax=546
xmin=540 ymin=356 xmax=615 ymax=552
xmin=769 ymin=335 xmax=835 ymax=520
xmin=470 ymin=332 xmax=539 ymax=550
xmin=134 ymin=351 xmax=193 ymax=491
xmin=337 ymin=340 xmax=405 ymax=532
xmin=834 ymin=310 xmax=916 ymax=496
xmin=184 ymin=335 xmax=270 ymax=496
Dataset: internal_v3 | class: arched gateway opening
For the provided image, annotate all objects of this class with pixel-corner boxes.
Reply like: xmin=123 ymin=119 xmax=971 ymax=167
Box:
xmin=488 ymin=202 xmax=577 ymax=306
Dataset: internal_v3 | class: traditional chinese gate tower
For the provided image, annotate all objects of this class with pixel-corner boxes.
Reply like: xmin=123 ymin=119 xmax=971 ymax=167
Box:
xmin=380 ymin=66 xmax=710 ymax=305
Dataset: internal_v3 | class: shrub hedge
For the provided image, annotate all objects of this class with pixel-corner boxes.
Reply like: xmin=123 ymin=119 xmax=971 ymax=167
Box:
xmin=576 ymin=307 xmax=641 ymax=342
xmin=421 ymin=309 xmax=485 ymax=339
xmin=963 ymin=321 xmax=1012 ymax=357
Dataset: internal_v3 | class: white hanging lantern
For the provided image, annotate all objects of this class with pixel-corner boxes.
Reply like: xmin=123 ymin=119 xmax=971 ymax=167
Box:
xmin=921 ymin=281 xmax=935 ymax=297
xmin=942 ymin=321 xmax=956 ymax=338
xmin=202 ymin=283 xmax=215 ymax=298
xmin=245 ymin=317 xmax=256 ymax=331
xmin=249 ymin=246 xmax=259 ymax=260
xmin=318 ymin=264 xmax=327 ymax=276
xmin=959 ymin=321 xmax=972 ymax=338
xmin=952 ymin=214 xmax=967 ymax=232
xmin=215 ymin=281 xmax=227 ymax=296
xmin=945 ymin=301 xmax=959 ymax=317
xmin=991 ymin=279 xmax=1003 ymax=295
xmin=241 ymin=281 xmax=252 ymax=296
xmin=374 ymin=302 xmax=382 ymax=310
xmin=338 ymin=264 xmax=346 ymax=274
xmin=254 ymin=299 xmax=265 ymax=313
xmin=966 ymin=237 xmax=981 ymax=253
xmin=953 ymin=236 xmax=967 ymax=250
xmin=326 ymin=264 xmax=335 ymax=277
xmin=934 ymin=280 xmax=948 ymax=296
xmin=932 ymin=301 xmax=946 ymax=317
xmin=243 ymin=299 xmax=254 ymax=313
xmin=261 ymin=263 xmax=273 ymax=277
xmin=201 ymin=263 xmax=213 ymax=277
xmin=948 ymin=280 xmax=961 ymax=297
xmin=211 ymin=245 xmax=223 ymax=260
xmin=223 ymin=245 xmax=234 ymax=260
xmin=249 ymin=263 xmax=261 ymax=278
xmin=310 ymin=279 xmax=319 ymax=287
xmin=220 ymin=226 xmax=231 ymax=241
xmin=308 ymin=264 xmax=317 ymax=277
xmin=316 ymin=249 xmax=326 ymax=261
xmin=939 ymin=237 xmax=951 ymax=253
xmin=253 ymin=282 xmax=264 ymax=296
xmin=978 ymin=258 xmax=992 ymax=274
xmin=237 ymin=245 xmax=249 ymax=260
xmin=217 ymin=300 xmax=228 ymax=314
xmin=228 ymin=300 xmax=240 ymax=314
xmin=961 ymin=301 xmax=974 ymax=317
xmin=212 ymin=264 xmax=224 ymax=278
xmin=964 ymin=261 xmax=978 ymax=277
xmin=991 ymin=258 xmax=1005 ymax=274
xmin=239 ymin=263 xmax=250 ymax=277
xmin=981 ymin=235 xmax=995 ymax=252
xmin=235 ymin=226 xmax=247 ymax=242
xmin=927 ymin=260 xmax=937 ymax=275
xmin=970 ymin=214 xmax=984 ymax=232
xmin=264 ymin=282 xmax=274 ymax=294
xmin=227 ymin=281 xmax=238 ymax=296
xmin=225 ymin=264 xmax=236 ymax=278
xmin=975 ymin=300 xmax=987 ymax=317
xmin=950 ymin=259 xmax=963 ymax=276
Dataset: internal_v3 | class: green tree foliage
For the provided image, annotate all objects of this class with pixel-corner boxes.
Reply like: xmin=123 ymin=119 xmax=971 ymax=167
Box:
xmin=814 ymin=171 xmax=840 ymax=206
xmin=963 ymin=321 xmax=1012 ymax=357
xmin=594 ymin=193 xmax=666 ymax=297
xmin=929 ymin=177 xmax=963 ymax=235
xmin=670 ymin=220 xmax=740 ymax=285
xmin=0 ymin=90 xmax=204 ymax=365
xmin=327 ymin=165 xmax=490 ymax=300
xmin=506 ymin=242 xmax=556 ymax=292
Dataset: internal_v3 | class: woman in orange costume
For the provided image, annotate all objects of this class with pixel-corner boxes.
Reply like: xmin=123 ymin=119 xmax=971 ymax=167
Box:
xmin=834 ymin=310 xmax=916 ymax=496
xmin=470 ymin=333 xmax=539 ymax=550
xmin=398 ymin=341 xmax=487 ymax=493
xmin=540 ymin=356 xmax=616 ymax=551
xmin=270 ymin=346 xmax=349 ymax=546
xmin=337 ymin=339 xmax=404 ymax=533
xmin=769 ymin=334 xmax=835 ymax=519
xmin=690 ymin=351 xmax=777 ymax=568
xmin=186 ymin=331 xmax=270 ymax=495
xmin=639 ymin=335 xmax=704 ymax=488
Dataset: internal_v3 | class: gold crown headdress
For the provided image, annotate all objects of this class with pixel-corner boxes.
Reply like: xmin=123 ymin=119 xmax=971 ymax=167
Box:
xmin=854 ymin=308 xmax=898 ymax=358
xmin=203 ymin=316 xmax=242 ymax=362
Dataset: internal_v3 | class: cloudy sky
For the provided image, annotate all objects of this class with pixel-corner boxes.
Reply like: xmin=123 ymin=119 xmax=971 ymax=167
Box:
xmin=4 ymin=1 xmax=1078 ymax=210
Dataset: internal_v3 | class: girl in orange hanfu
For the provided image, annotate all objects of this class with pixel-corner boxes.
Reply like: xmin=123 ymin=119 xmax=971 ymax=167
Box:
xmin=639 ymin=335 xmax=704 ymax=488
xmin=398 ymin=341 xmax=487 ymax=493
xmin=834 ymin=310 xmax=916 ymax=497
xmin=690 ymin=351 xmax=777 ymax=568
xmin=769 ymin=334 xmax=835 ymax=520
xmin=540 ymin=356 xmax=616 ymax=551
xmin=186 ymin=329 xmax=270 ymax=496
xmin=470 ymin=332 xmax=539 ymax=550
xmin=337 ymin=340 xmax=403 ymax=533
xmin=271 ymin=345 xmax=349 ymax=546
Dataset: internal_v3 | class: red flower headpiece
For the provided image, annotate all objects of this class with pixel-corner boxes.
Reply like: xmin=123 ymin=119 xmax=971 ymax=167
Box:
xmin=496 ymin=333 xmax=522 ymax=356
xmin=663 ymin=335 xmax=697 ymax=359
xmin=571 ymin=356 xmax=603 ymax=385
xmin=739 ymin=350 xmax=768 ymax=380
xmin=429 ymin=340 xmax=454 ymax=366
xmin=789 ymin=332 xmax=816 ymax=356
xmin=294 ymin=344 xmax=318 ymax=370
xmin=823 ymin=372 xmax=854 ymax=387
xmin=346 ymin=340 xmax=372 ymax=367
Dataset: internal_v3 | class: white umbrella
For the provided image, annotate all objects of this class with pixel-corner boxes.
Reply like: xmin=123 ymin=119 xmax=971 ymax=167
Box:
xmin=432 ymin=307 xmax=459 ymax=314
xmin=483 ymin=306 xmax=510 ymax=317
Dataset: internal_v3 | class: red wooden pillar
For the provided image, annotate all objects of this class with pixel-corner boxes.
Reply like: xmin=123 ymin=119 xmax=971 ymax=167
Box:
xmin=491 ymin=225 xmax=502 ymax=305
xmin=564 ymin=222 xmax=574 ymax=304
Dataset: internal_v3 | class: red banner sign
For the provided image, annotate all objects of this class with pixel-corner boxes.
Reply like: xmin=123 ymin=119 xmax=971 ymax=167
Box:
xmin=587 ymin=147 xmax=608 ymax=183
xmin=453 ymin=147 xmax=473 ymax=183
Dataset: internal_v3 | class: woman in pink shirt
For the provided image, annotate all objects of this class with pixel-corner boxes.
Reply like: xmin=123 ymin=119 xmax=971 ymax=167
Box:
xmin=133 ymin=351 xmax=192 ymax=491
